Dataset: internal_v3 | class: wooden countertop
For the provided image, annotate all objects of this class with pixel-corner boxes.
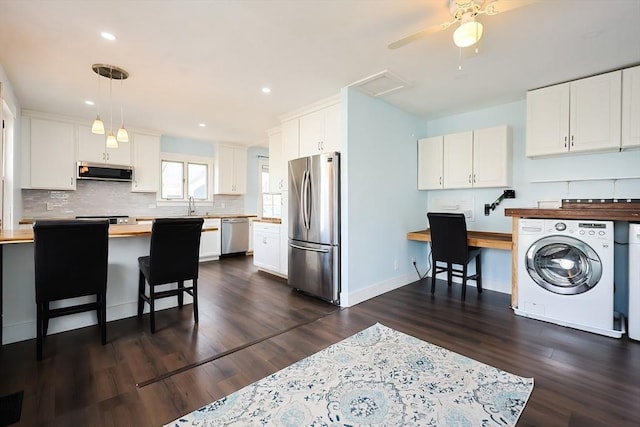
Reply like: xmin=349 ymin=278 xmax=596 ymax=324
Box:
xmin=0 ymin=224 xmax=218 ymax=244
xmin=505 ymin=208 xmax=640 ymax=221
xmin=407 ymin=229 xmax=513 ymax=250
xmin=19 ymin=214 xmax=257 ymax=225
xmin=253 ymin=217 xmax=282 ymax=224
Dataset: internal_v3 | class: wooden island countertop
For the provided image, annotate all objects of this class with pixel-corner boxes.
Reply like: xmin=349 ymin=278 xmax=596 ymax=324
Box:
xmin=0 ymin=224 xmax=218 ymax=244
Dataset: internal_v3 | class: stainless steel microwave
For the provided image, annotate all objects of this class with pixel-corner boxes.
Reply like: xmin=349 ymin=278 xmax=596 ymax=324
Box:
xmin=77 ymin=162 xmax=133 ymax=182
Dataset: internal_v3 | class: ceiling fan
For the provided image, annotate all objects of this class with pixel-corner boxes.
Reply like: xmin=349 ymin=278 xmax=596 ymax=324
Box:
xmin=388 ymin=0 xmax=537 ymax=50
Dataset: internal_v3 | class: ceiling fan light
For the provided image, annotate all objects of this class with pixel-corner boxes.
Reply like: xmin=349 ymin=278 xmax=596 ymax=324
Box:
xmin=453 ymin=19 xmax=484 ymax=47
xmin=116 ymin=126 xmax=129 ymax=143
xmin=91 ymin=116 xmax=105 ymax=134
xmin=106 ymin=132 xmax=118 ymax=148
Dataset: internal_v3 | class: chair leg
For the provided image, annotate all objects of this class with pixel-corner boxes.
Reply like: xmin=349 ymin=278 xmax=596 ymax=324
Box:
xmin=476 ymin=253 xmax=483 ymax=293
xmin=430 ymin=257 xmax=437 ymax=294
xmin=36 ymin=303 xmax=44 ymax=361
xmin=149 ymin=285 xmax=156 ymax=334
xmin=192 ymin=279 xmax=199 ymax=324
xmin=100 ymin=292 xmax=107 ymax=345
xmin=177 ymin=281 xmax=184 ymax=309
xmin=461 ymin=264 xmax=467 ymax=301
xmin=447 ymin=263 xmax=453 ymax=287
xmin=137 ymin=270 xmax=145 ymax=318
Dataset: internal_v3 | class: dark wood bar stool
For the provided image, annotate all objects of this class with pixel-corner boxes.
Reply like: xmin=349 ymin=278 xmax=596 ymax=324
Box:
xmin=137 ymin=217 xmax=204 ymax=333
xmin=33 ymin=219 xmax=110 ymax=360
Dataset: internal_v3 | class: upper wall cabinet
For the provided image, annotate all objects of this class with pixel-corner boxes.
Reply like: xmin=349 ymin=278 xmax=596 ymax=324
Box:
xmin=131 ymin=132 xmax=160 ymax=192
xmin=281 ymin=119 xmax=300 ymax=163
xmin=526 ymin=70 xmax=622 ymax=157
xmin=298 ymin=102 xmax=342 ymax=157
xmin=622 ymin=65 xmax=640 ymax=149
xmin=268 ymin=127 xmax=285 ymax=193
xmin=23 ymin=117 xmax=76 ymax=190
xmin=417 ymin=136 xmax=444 ymax=190
xmin=418 ymin=125 xmax=511 ymax=190
xmin=215 ymin=144 xmax=247 ymax=195
xmin=77 ymin=125 xmax=132 ymax=166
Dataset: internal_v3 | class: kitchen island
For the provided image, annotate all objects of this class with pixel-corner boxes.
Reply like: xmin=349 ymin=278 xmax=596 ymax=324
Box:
xmin=1 ymin=224 xmax=217 ymax=345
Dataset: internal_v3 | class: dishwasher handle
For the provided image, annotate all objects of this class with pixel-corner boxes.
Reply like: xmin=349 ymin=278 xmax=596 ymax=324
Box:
xmin=222 ymin=218 xmax=248 ymax=223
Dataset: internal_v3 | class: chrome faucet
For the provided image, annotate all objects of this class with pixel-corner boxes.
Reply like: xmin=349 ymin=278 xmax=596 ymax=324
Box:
xmin=188 ymin=196 xmax=195 ymax=216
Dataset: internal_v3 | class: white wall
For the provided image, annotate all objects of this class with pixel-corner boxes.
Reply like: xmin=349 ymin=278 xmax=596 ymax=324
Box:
xmin=341 ymin=88 xmax=429 ymax=306
xmin=1 ymin=62 xmax=22 ymax=229
xmin=246 ymin=146 xmax=269 ymax=215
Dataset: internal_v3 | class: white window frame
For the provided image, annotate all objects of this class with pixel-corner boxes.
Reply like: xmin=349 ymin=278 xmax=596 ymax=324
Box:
xmin=157 ymin=152 xmax=214 ymax=206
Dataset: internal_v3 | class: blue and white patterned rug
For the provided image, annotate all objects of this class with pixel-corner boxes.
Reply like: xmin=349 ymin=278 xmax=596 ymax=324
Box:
xmin=166 ymin=323 xmax=534 ymax=426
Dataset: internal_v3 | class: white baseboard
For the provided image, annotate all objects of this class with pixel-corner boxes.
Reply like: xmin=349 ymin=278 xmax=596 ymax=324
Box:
xmin=341 ymin=273 xmax=415 ymax=307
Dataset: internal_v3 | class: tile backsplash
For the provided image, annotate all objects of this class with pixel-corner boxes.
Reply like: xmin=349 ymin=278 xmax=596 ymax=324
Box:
xmin=22 ymin=180 xmax=245 ymax=219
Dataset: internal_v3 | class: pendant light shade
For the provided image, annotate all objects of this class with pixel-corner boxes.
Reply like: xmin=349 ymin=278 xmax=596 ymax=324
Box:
xmin=117 ymin=126 xmax=129 ymax=143
xmin=106 ymin=132 xmax=118 ymax=148
xmin=91 ymin=115 xmax=105 ymax=134
xmin=453 ymin=14 xmax=483 ymax=48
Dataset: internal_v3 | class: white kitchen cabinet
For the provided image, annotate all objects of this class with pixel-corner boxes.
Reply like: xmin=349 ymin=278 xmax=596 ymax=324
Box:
xmin=298 ymin=103 xmax=341 ymax=157
xmin=418 ymin=126 xmax=511 ymax=190
xmin=215 ymin=144 xmax=247 ymax=194
xmin=443 ymin=131 xmax=473 ymax=188
xmin=131 ymin=133 xmax=160 ymax=192
xmin=77 ymin=125 xmax=131 ymax=165
xmin=472 ymin=125 xmax=512 ymax=188
xmin=253 ymin=222 xmax=281 ymax=272
xmin=417 ymin=136 xmax=444 ymax=190
xmin=622 ymin=65 xmax=640 ymax=149
xmin=281 ymin=118 xmax=300 ymax=162
xmin=526 ymin=70 xmax=622 ymax=157
xmin=268 ymin=127 xmax=285 ymax=193
xmin=200 ymin=218 xmax=221 ymax=261
xmin=28 ymin=117 xmax=76 ymax=190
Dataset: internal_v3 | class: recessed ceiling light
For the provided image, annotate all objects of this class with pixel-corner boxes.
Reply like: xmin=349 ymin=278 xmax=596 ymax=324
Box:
xmin=261 ymin=87 xmax=271 ymax=94
xmin=101 ymin=32 xmax=116 ymax=41
xmin=198 ymin=123 xmax=206 ymax=128
xmin=84 ymin=100 xmax=95 ymax=106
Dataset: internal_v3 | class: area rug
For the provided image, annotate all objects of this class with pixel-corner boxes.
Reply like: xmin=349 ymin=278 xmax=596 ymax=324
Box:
xmin=166 ymin=323 xmax=534 ymax=426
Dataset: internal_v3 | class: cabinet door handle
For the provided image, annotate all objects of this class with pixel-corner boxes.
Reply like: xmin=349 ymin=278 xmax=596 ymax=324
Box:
xmin=262 ymin=237 xmax=267 ymax=244
xmin=70 ymin=177 xmax=73 ymax=185
xmin=468 ymin=174 xmax=472 ymax=183
xmin=473 ymin=174 xmax=476 ymax=183
xmin=439 ymin=176 xmax=442 ymax=186
xmin=571 ymin=135 xmax=574 ymax=147
xmin=102 ymin=152 xmax=106 ymax=160
xmin=564 ymin=136 xmax=567 ymax=148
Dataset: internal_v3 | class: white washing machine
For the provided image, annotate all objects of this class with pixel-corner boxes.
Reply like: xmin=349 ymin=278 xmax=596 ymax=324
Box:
xmin=516 ymin=218 xmax=621 ymax=338
xmin=629 ymin=223 xmax=640 ymax=341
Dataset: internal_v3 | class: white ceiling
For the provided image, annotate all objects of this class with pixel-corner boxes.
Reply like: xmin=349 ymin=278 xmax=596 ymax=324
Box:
xmin=1 ymin=0 xmax=639 ymax=148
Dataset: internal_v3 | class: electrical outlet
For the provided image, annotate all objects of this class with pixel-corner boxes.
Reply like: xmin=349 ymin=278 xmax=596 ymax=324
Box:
xmin=393 ymin=260 xmax=399 ymax=271
xmin=220 ymin=203 xmax=226 ymax=209
xmin=46 ymin=202 xmax=53 ymax=211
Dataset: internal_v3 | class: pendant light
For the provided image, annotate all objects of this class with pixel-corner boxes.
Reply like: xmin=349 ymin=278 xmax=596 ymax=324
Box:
xmin=91 ymin=64 xmax=129 ymax=148
xmin=91 ymin=71 xmax=105 ymax=134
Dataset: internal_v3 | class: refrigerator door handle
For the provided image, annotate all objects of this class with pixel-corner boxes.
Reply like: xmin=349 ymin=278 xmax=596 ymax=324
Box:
xmin=300 ymin=170 xmax=308 ymax=229
xmin=289 ymin=243 xmax=329 ymax=253
xmin=304 ymin=169 xmax=312 ymax=229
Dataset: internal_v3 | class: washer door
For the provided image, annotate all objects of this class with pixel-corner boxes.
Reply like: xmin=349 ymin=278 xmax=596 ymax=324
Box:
xmin=525 ymin=235 xmax=602 ymax=295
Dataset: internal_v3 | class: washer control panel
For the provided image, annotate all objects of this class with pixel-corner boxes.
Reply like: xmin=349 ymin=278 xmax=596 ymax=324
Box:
xmin=545 ymin=220 xmax=611 ymax=240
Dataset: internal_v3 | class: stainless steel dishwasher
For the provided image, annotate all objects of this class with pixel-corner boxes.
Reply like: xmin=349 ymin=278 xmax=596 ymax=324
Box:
xmin=221 ymin=217 xmax=250 ymax=255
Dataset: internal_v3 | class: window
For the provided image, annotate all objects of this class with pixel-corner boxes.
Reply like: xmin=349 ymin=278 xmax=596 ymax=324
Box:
xmin=160 ymin=154 xmax=213 ymax=201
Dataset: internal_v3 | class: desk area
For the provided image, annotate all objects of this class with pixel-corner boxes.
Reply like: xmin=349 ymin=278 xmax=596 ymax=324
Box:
xmin=407 ymin=229 xmax=513 ymax=250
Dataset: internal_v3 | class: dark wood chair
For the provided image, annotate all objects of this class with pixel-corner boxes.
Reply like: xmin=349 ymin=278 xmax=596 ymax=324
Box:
xmin=33 ymin=219 xmax=110 ymax=360
xmin=137 ymin=217 xmax=204 ymax=333
xmin=427 ymin=212 xmax=482 ymax=301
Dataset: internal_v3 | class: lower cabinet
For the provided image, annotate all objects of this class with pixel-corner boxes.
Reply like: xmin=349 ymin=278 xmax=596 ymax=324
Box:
xmin=199 ymin=218 xmax=221 ymax=262
xmin=253 ymin=222 xmax=281 ymax=272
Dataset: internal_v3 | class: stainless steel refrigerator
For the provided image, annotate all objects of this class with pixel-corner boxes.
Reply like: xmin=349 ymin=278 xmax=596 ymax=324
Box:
xmin=288 ymin=152 xmax=340 ymax=304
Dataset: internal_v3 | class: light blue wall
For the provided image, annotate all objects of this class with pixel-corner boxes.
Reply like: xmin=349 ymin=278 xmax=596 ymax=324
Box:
xmin=246 ymin=146 xmax=269 ymax=215
xmin=343 ymin=88 xmax=429 ymax=304
xmin=422 ymin=99 xmax=640 ymax=309
xmin=161 ymin=135 xmax=215 ymax=157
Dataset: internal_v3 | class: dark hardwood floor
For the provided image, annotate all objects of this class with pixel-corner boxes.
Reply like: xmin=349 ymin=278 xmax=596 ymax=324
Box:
xmin=1 ymin=255 xmax=639 ymax=426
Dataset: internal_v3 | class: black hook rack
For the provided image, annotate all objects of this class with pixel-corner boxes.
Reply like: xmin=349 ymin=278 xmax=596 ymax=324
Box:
xmin=484 ymin=189 xmax=515 ymax=216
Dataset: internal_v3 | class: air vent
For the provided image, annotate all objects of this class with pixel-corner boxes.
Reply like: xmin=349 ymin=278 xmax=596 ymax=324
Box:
xmin=348 ymin=70 xmax=408 ymax=97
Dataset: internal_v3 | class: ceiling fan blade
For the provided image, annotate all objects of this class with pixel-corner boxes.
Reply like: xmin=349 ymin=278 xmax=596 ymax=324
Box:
xmin=481 ymin=0 xmax=539 ymax=15
xmin=388 ymin=21 xmax=453 ymax=50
